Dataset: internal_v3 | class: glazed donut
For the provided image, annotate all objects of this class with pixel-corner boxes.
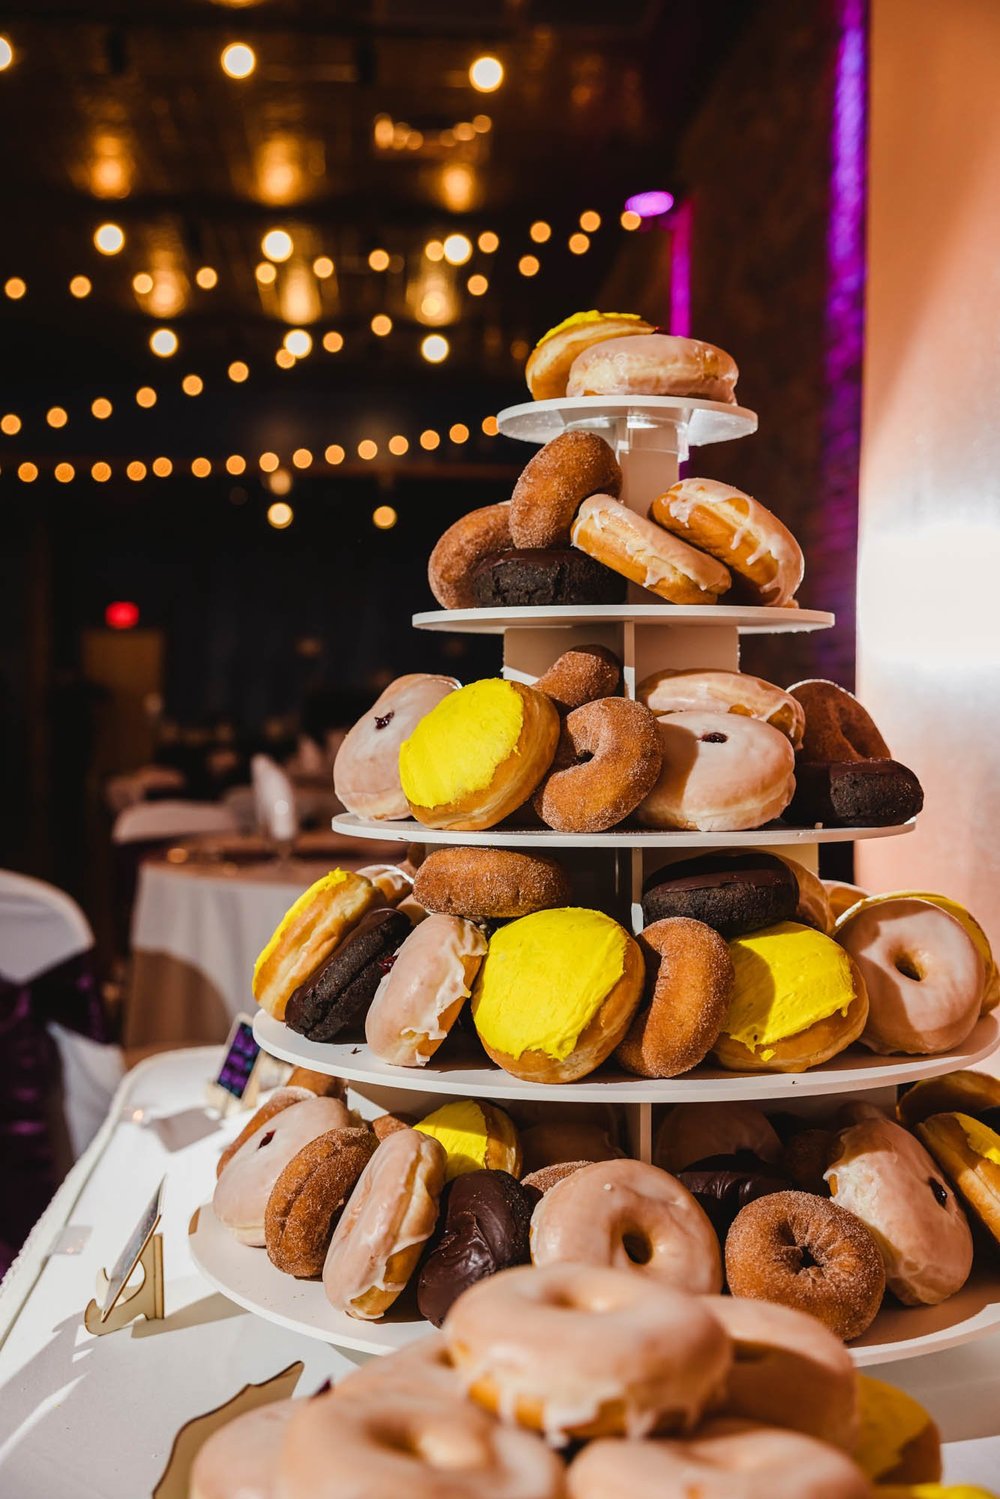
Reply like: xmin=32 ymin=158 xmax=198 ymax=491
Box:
xmin=855 ymin=1375 xmax=942 ymax=1484
xmin=216 ymin=1086 xmax=316 ymax=1178
xmin=444 ymin=1262 xmax=732 ymax=1442
xmin=824 ymin=879 xmax=868 ymax=921
xmin=365 ymin=914 xmax=487 ymax=1067
xmin=636 ymin=711 xmax=796 ymax=832
xmin=335 ymin=1335 xmax=465 ymax=1404
xmin=641 ymin=852 xmax=799 ymax=938
xmin=677 ymin=1152 xmax=790 ymax=1241
xmin=532 ymin=697 xmax=662 ymax=833
xmin=725 ymin=1190 xmax=886 ymax=1341
xmin=704 ymin=1296 xmax=858 ymax=1449
xmin=428 ymin=502 xmax=513 ymax=609
xmin=471 ymin=908 xmax=645 ymax=1084
xmin=520 ymin=1121 xmax=623 ymax=1174
xmin=510 ymin=431 xmax=622 ymax=548
xmin=567 ymin=333 xmax=739 ymax=404
xmin=534 ymin=644 xmax=621 ymax=713
xmin=529 ymin=1158 xmax=723 ymax=1293
xmin=285 ymin=907 xmax=411 ymax=1042
xmin=252 ymin=869 xmax=379 ymax=1020
xmin=825 ymin=1116 xmax=973 ymax=1305
xmin=279 ymin=1386 xmax=565 ymax=1499
xmin=415 ymin=1099 xmax=522 ymax=1180
xmin=845 ymin=892 xmax=999 ymax=1016
xmin=412 ymin=846 xmax=570 ymax=920
xmin=898 ymin=1068 xmax=1000 ymax=1128
xmin=650 ymin=479 xmax=803 ymax=607
xmin=636 ymin=667 xmax=805 ymax=747
xmin=212 ymin=1096 xmax=351 ymax=1246
xmin=417 ymin=1169 xmax=535 ymax=1327
xmin=525 ymin=310 xmax=655 ymax=400
xmin=837 ymin=897 xmax=984 ymax=1054
xmin=471 ymin=547 xmax=626 ymax=607
xmin=323 ymin=1127 xmax=446 ymax=1319
xmin=356 ymin=863 xmax=414 ymax=905
xmin=775 ymin=854 xmax=835 ymax=934
xmin=334 ymin=674 xmax=460 ymax=819
xmin=916 ymin=1111 xmax=1000 ymax=1250
xmin=189 ymin=1398 xmax=295 ymax=1499
xmin=655 ymin=1100 xmax=782 ymax=1174
xmin=571 ymin=494 xmax=732 ymax=604
xmin=265 ymin=1125 xmax=376 ymax=1277
xmin=567 ymin=1419 xmax=870 ymax=1499
xmin=787 ymin=679 xmax=891 ymax=762
xmin=399 ymin=678 xmax=560 ymax=832
xmin=521 ymin=1160 xmax=592 ymax=1195
xmin=787 ymin=759 xmax=924 ymax=828
xmin=616 ymin=917 xmax=734 ymax=1077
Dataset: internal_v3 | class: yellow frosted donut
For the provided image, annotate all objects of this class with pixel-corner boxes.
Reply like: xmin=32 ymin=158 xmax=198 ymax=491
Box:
xmin=471 ymin=907 xmax=644 ymax=1083
xmin=399 ymin=678 xmax=559 ymax=832
xmin=837 ymin=891 xmax=998 ymax=1013
xmin=854 ymin=1376 xmax=941 ymax=1485
xmin=525 ymin=310 xmax=654 ymax=401
xmin=916 ymin=1111 xmax=1000 ymax=1250
xmin=713 ymin=921 xmax=868 ymax=1073
xmin=252 ymin=869 xmax=378 ymax=1020
xmin=414 ymin=1099 xmax=522 ymax=1181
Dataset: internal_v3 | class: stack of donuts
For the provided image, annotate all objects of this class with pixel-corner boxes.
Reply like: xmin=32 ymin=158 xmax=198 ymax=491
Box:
xmin=428 ymin=310 xmax=807 ymax=612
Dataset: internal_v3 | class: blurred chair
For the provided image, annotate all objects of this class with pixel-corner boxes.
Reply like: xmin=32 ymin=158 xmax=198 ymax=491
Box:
xmin=105 ymin=764 xmax=187 ymax=815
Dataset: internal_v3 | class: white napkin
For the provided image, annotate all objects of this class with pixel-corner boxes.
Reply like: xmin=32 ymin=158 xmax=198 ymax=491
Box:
xmin=250 ymin=754 xmax=299 ymax=841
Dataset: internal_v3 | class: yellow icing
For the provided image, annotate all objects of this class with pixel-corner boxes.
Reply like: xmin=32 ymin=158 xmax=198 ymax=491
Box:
xmin=724 ymin=921 xmax=855 ymax=1059
xmin=471 ymin=908 xmax=628 ymax=1062
xmin=855 ymin=1375 xmax=933 ymax=1480
xmin=875 ymin=1489 xmax=997 ymax=1499
xmin=534 ymin=309 xmax=647 ymax=349
xmin=415 ymin=1100 xmax=491 ymax=1182
xmin=953 ymin=1112 xmax=1000 ymax=1166
xmin=252 ymin=869 xmax=354 ymax=987
xmin=399 ymin=679 xmax=523 ymax=811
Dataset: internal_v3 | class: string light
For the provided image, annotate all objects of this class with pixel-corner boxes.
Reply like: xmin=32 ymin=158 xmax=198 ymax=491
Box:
xmin=18 ymin=462 xmax=38 ymax=483
xmin=275 ymin=348 xmax=295 ymax=368
xmin=325 ymin=444 xmax=345 ymax=464
xmin=92 ymin=462 xmax=111 ymax=482
xmin=313 ymin=256 xmax=334 ymax=279
xmin=477 ymin=231 xmax=499 ymax=253
xmin=469 ymin=55 xmax=504 ymax=92
xmin=150 ymin=327 xmax=179 ymax=357
xmin=132 ymin=272 xmax=154 ymax=295
xmin=620 ymin=209 xmax=642 ymax=231
xmin=182 ymin=374 xmax=204 ymax=396
xmin=227 ymin=360 xmax=249 ymax=383
xmin=94 ymin=223 xmax=125 ymax=255
xmin=127 ymin=460 xmax=147 ymax=481
xmin=568 ymin=232 xmax=590 ymax=255
xmin=195 ymin=266 xmax=218 ymax=289
xmin=268 ymin=468 xmax=292 ymax=496
xmin=579 ymin=210 xmax=601 ymax=232
xmin=358 ymin=439 xmax=378 ymax=461
xmin=1 ymin=413 xmax=20 ymax=435
xmin=4 ymin=277 xmax=26 ymax=299
xmin=518 ymin=254 xmax=540 ymax=277
xmin=226 ymin=455 xmax=247 ymax=475
xmin=388 ymin=435 xmax=408 ymax=455
xmin=371 ymin=314 xmax=392 ymax=337
xmin=69 ymin=276 xmax=92 ymax=298
xmin=191 ymin=457 xmax=211 ymax=477
xmin=529 ymin=221 xmax=551 ymax=244
xmin=442 ymin=233 xmax=473 ymax=266
xmin=267 ymin=501 xmax=293 ymax=529
xmin=255 ymin=261 xmax=277 ymax=285
xmin=283 ymin=328 xmax=312 ymax=357
xmin=261 ymin=228 xmax=293 ymax=262
xmin=467 ymin=273 xmax=488 ymax=296
xmin=136 ymin=387 xmax=157 ymax=408
xmin=473 ymin=113 xmax=492 ymax=132
xmin=55 ymin=463 xmax=75 ymax=483
xmin=420 ymin=333 xmax=449 ymax=364
xmin=424 ymin=239 xmax=444 ymax=263
xmin=221 ymin=43 xmax=256 ymax=80
xmin=46 ymin=406 xmax=68 ymax=428
xmin=449 ymin=423 xmax=470 ymax=444
xmin=152 ymin=457 xmax=172 ymax=477
xmin=368 ymin=248 xmax=390 ymax=272
xmin=482 ymin=415 xmax=499 ymax=436
xmin=322 ymin=330 xmax=344 ymax=353
xmin=291 ymin=447 xmax=312 ymax=469
xmin=420 ymin=429 xmax=440 ymax=451
xmin=0 ymin=36 xmax=13 ymax=71
xmin=92 ymin=397 xmax=112 ymax=419
xmin=372 ymin=505 xmax=397 ymax=529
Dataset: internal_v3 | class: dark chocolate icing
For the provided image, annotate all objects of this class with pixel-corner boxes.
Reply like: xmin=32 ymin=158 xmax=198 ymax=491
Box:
xmin=470 ymin=548 xmax=626 ymax=607
xmin=678 ymin=1149 xmax=790 ymax=1242
xmin=641 ymin=851 xmax=798 ymax=938
xmin=417 ymin=1169 xmax=533 ymax=1327
xmin=285 ymin=907 xmax=410 ymax=1043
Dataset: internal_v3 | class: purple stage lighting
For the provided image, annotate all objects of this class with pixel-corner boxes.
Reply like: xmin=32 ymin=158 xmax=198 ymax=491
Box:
xmin=624 ymin=189 xmax=675 ymax=218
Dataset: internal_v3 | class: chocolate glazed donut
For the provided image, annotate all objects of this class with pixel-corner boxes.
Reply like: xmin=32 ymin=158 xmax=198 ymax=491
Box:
xmin=641 ymin=852 xmax=799 ymax=938
xmin=417 ymin=1170 xmax=534 ymax=1327
xmin=284 ymin=907 xmax=411 ymax=1042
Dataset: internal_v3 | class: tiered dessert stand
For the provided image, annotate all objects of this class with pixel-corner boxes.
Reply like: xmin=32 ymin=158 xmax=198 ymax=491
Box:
xmin=191 ymin=391 xmax=1000 ymax=1366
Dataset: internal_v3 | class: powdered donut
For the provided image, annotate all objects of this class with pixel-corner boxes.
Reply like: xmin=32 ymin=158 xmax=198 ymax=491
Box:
xmin=637 ymin=667 xmax=805 ymax=747
xmin=428 ymin=502 xmax=513 ymax=609
xmin=334 ymin=674 xmax=461 ymax=820
xmin=413 ymin=846 xmax=571 ymax=919
xmin=534 ymin=644 xmax=622 ymax=713
xmin=616 ymin=917 xmax=734 ymax=1077
xmin=788 ymin=679 xmax=891 ymax=762
xmin=510 ymin=430 xmax=622 ymax=548
xmin=264 ymin=1125 xmax=376 ymax=1277
xmin=637 ymin=711 xmax=796 ymax=831
xmin=532 ymin=697 xmax=662 ymax=832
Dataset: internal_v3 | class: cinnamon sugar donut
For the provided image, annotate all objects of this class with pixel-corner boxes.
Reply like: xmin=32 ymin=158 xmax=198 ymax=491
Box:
xmin=617 ymin=917 xmax=734 ymax=1078
xmin=413 ymin=846 xmax=571 ymax=919
xmin=650 ymin=478 xmax=804 ymax=607
xmin=532 ymin=697 xmax=662 ymax=832
xmin=264 ymin=1125 xmax=376 ymax=1277
xmin=510 ymin=431 xmax=622 ymax=548
xmin=725 ymin=1190 xmax=885 ymax=1341
xmin=521 ymin=1160 xmax=592 ymax=1195
xmin=788 ymin=679 xmax=891 ymax=762
xmin=572 ymin=494 xmax=732 ymax=604
xmin=534 ymin=644 xmax=621 ymax=713
xmin=428 ymin=502 xmax=513 ymax=609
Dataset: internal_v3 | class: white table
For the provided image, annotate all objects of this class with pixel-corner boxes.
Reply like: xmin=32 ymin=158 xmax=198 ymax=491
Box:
xmin=1 ymin=1049 xmax=997 ymax=1496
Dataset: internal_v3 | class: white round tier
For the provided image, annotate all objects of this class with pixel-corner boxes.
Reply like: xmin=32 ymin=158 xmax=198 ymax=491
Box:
xmin=189 ymin=1199 xmax=1000 ymax=1368
xmin=497 ymin=394 xmax=757 ymax=447
xmin=413 ymin=604 xmax=834 ymax=635
xmin=332 ymin=812 xmax=915 ymax=850
xmin=254 ymin=1012 xmax=998 ymax=1105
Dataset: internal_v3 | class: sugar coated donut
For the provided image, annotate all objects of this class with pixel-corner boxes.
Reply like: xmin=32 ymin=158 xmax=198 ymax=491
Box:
xmin=852 ymin=893 xmax=999 ymax=1014
xmin=417 ymin=1169 xmax=535 ymax=1327
xmin=855 ymin=1375 xmax=942 ymax=1483
xmin=415 ymin=1099 xmax=521 ymax=1181
xmin=567 ymin=333 xmax=739 ymax=404
xmin=471 ymin=908 xmax=645 ymax=1083
xmin=787 ymin=759 xmax=924 ymax=827
xmin=837 ymin=896 xmax=984 ymax=1055
xmin=413 ymin=846 xmax=570 ymax=920
xmin=532 ymin=697 xmax=662 ymax=833
xmin=265 ymin=1125 xmax=376 ymax=1277
xmin=252 ymin=869 xmax=379 ymax=1020
xmin=529 ymin=1158 xmax=723 ymax=1292
xmin=788 ymin=678 xmax=891 ymax=761
xmin=637 ymin=666 xmax=805 ymax=746
xmin=519 ymin=1121 xmax=624 ymax=1173
xmin=567 ymin=1419 xmax=870 ymax=1499
xmin=636 ymin=711 xmax=796 ymax=832
xmin=616 ymin=917 xmax=734 ymax=1078
xmin=216 ymin=1086 xmax=316 ymax=1178
xmin=776 ymin=854 xmax=836 ymax=933
xmin=525 ymin=310 xmax=654 ymax=400
xmin=471 ymin=547 xmax=626 ymax=607
xmin=655 ymin=1101 xmax=782 ymax=1174
xmin=916 ymin=1112 xmax=1000 ymax=1249
xmin=365 ymin=913 xmax=487 ymax=1066
xmin=510 ymin=431 xmax=622 ymax=548
xmin=400 ymin=678 xmax=559 ymax=831
xmin=323 ymin=1127 xmax=446 ymax=1319
xmin=285 ymin=907 xmax=411 ymax=1042
xmin=189 ymin=1398 xmax=295 ymax=1499
xmin=279 ymin=1386 xmax=566 ymax=1499
xmin=571 ymin=494 xmax=732 ymax=603
xmin=534 ymin=643 xmax=621 ymax=713
xmin=212 ymin=1096 xmax=352 ymax=1246
xmin=445 ymin=1262 xmax=732 ymax=1442
xmin=641 ymin=852 xmax=798 ymax=938
xmin=521 ymin=1160 xmax=591 ymax=1195
xmin=650 ymin=479 xmax=803 ymax=607
xmin=428 ymin=502 xmax=513 ymax=609
xmin=726 ymin=1190 xmax=885 ymax=1341
xmin=334 ymin=673 xmax=460 ymax=819
xmin=824 ymin=1115 xmax=973 ymax=1305
xmin=898 ymin=1068 xmax=1000 ymax=1128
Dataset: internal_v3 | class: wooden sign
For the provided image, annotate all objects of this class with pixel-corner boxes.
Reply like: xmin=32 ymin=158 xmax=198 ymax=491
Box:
xmin=153 ymin=1362 xmax=304 ymax=1499
xmin=83 ymin=1177 xmax=164 ymax=1335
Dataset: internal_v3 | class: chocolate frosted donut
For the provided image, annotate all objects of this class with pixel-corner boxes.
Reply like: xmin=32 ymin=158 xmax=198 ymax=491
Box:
xmin=642 ymin=852 xmax=798 ymax=937
xmin=285 ymin=907 xmax=411 ymax=1042
xmin=413 ymin=846 xmax=570 ymax=920
xmin=534 ymin=644 xmax=622 ymax=713
xmin=471 ymin=547 xmax=626 ymax=607
xmin=677 ymin=1150 xmax=790 ymax=1242
xmin=787 ymin=760 xmax=923 ymax=827
xmin=417 ymin=1169 xmax=534 ymax=1327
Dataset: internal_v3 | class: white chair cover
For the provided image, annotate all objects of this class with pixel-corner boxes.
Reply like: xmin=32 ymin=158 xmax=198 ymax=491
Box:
xmin=111 ymin=801 xmax=239 ymax=845
xmin=250 ymin=755 xmax=298 ymax=841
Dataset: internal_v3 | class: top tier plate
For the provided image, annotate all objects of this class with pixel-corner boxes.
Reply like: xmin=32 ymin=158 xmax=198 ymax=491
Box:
xmin=414 ymin=604 xmax=834 ymax=636
xmin=497 ymin=394 xmax=758 ymax=447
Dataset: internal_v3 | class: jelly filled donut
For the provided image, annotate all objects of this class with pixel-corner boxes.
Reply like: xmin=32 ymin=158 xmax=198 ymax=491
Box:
xmin=417 ymin=1169 xmax=535 ymax=1327
xmin=616 ymin=916 xmax=734 ymax=1078
xmin=252 ymin=869 xmax=379 ymax=1020
xmin=413 ymin=846 xmax=570 ymax=920
xmin=572 ymin=494 xmax=732 ymax=604
xmin=216 ymin=1085 xmax=316 ymax=1178
xmin=334 ymin=673 xmax=460 ymax=819
xmin=855 ymin=1376 xmax=943 ymax=1484
xmin=532 ymin=697 xmax=662 ymax=833
xmin=725 ymin=1190 xmax=885 ymax=1341
xmin=445 ymin=1262 xmax=732 ymax=1442
xmin=471 ymin=546 xmax=626 ymax=607
xmin=364 ymin=914 xmax=487 ymax=1067
xmin=510 ymin=431 xmax=622 ymax=548
xmin=787 ymin=759 xmax=924 ymax=828
xmin=567 ymin=333 xmax=740 ymax=404
xmin=415 ymin=1099 xmax=522 ymax=1181
xmin=916 ymin=1111 xmax=1000 ymax=1250
xmin=534 ymin=644 xmax=622 ymax=713
xmin=525 ymin=310 xmax=655 ymax=400
xmin=636 ymin=711 xmax=796 ymax=832
xmin=284 ymin=907 xmax=411 ymax=1042
xmin=788 ymin=678 xmax=892 ymax=762
xmin=641 ymin=852 xmax=799 ymax=938
xmin=650 ymin=479 xmax=804 ymax=607
xmin=265 ymin=1125 xmax=376 ymax=1277
xmin=637 ymin=667 xmax=805 ymax=747
xmin=428 ymin=502 xmax=513 ymax=609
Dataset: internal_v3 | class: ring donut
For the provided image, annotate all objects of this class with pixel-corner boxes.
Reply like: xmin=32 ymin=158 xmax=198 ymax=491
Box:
xmin=510 ymin=431 xmax=622 ymax=548
xmin=650 ymin=478 xmax=804 ymax=607
xmin=534 ymin=644 xmax=621 ymax=713
xmin=616 ymin=917 xmax=734 ymax=1077
xmin=572 ymin=494 xmax=732 ymax=604
xmin=412 ymin=846 xmax=571 ymax=919
xmin=787 ymin=678 xmax=891 ymax=762
xmin=428 ymin=502 xmax=513 ymax=609
xmin=532 ymin=697 xmax=662 ymax=832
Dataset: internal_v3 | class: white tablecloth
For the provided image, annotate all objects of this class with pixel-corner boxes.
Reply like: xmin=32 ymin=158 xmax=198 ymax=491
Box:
xmin=0 ymin=1049 xmax=997 ymax=1495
